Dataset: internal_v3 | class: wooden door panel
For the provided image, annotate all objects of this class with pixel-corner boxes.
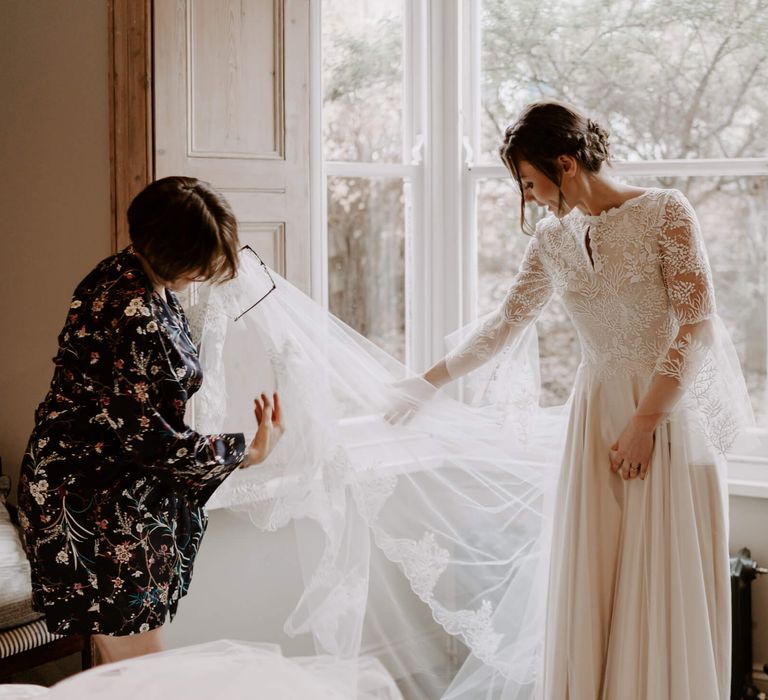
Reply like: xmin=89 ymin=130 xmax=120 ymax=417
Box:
xmin=189 ymin=0 xmax=282 ymax=158
xmin=154 ymin=0 xmax=308 ymax=290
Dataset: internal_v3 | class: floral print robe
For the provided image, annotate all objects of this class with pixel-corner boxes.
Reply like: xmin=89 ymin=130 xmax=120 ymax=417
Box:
xmin=17 ymin=248 xmax=245 ymax=636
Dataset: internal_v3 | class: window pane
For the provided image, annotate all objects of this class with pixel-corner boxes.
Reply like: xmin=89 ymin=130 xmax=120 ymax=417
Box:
xmin=477 ymin=179 xmax=579 ymax=406
xmin=480 ymin=0 xmax=768 ymax=163
xmin=328 ymin=177 xmax=406 ymax=362
xmin=322 ymin=0 xmax=404 ymax=163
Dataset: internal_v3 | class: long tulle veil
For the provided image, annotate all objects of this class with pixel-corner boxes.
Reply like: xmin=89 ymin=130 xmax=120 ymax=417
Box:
xmin=187 ymin=245 xmax=754 ymax=699
xmin=186 ymin=247 xmax=566 ymax=699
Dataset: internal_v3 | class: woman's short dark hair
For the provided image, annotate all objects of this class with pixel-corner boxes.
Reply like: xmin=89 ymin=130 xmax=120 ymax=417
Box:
xmin=499 ymin=101 xmax=611 ymax=233
xmin=127 ymin=176 xmax=240 ymax=283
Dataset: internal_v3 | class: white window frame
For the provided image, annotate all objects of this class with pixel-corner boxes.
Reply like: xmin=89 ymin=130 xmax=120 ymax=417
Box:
xmin=310 ymin=0 xmax=430 ymax=370
xmin=310 ymin=0 xmax=768 ymax=495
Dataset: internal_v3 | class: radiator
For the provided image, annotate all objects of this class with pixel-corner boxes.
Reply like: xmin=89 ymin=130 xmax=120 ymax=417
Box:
xmin=731 ymin=548 xmax=767 ymax=700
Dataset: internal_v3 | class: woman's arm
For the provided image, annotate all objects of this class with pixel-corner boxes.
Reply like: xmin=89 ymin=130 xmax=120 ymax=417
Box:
xmin=424 ymin=236 xmax=553 ymax=388
xmin=94 ymin=294 xmax=247 ymax=502
xmin=610 ymin=190 xmax=716 ymax=479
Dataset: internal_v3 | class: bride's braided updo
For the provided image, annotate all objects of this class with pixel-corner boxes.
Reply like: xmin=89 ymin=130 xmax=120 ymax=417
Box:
xmin=499 ymin=101 xmax=611 ymax=232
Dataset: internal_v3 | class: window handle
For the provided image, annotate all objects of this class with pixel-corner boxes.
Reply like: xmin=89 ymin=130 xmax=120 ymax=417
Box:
xmin=411 ymin=135 xmax=425 ymax=165
xmin=462 ymin=137 xmax=474 ymax=169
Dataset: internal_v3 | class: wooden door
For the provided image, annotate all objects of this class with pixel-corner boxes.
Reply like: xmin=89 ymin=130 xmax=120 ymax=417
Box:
xmin=154 ymin=0 xmax=310 ymax=291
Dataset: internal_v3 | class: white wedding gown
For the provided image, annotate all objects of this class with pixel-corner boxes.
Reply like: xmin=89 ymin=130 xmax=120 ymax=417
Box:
xmin=444 ymin=188 xmax=750 ymax=698
xmin=185 ymin=188 xmax=751 ymax=700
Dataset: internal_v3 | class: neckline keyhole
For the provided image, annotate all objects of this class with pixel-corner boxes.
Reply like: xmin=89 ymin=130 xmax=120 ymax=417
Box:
xmin=584 ymin=225 xmax=595 ymax=269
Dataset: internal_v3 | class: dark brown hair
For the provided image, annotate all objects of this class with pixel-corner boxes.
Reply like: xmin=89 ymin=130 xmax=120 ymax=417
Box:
xmin=127 ymin=176 xmax=240 ymax=283
xmin=499 ymin=101 xmax=611 ymax=233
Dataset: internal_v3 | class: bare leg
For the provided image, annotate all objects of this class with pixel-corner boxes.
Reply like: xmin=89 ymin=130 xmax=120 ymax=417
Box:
xmin=93 ymin=627 xmax=164 ymax=664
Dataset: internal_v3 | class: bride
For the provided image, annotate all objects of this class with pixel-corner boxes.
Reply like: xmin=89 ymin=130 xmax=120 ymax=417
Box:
xmin=187 ymin=101 xmax=752 ymax=699
xmin=412 ymin=101 xmax=752 ymax=698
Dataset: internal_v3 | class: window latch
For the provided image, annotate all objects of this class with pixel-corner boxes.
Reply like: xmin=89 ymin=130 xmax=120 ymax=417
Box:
xmin=411 ymin=135 xmax=425 ymax=165
xmin=462 ymin=137 xmax=474 ymax=170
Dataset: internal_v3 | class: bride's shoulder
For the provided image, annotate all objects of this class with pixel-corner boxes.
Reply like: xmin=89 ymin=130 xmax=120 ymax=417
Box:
xmin=533 ymin=214 xmax=562 ymax=244
xmin=642 ymin=187 xmax=694 ymax=211
xmin=644 ymin=188 xmax=700 ymax=230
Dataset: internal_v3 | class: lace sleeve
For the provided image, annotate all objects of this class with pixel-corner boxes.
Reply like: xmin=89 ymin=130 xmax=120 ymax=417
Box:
xmin=445 ymin=235 xmax=553 ymax=380
xmin=634 ymin=190 xmax=754 ymax=453
xmin=636 ymin=191 xmax=717 ymax=423
xmin=658 ymin=191 xmax=716 ymax=326
xmin=653 ymin=191 xmax=716 ymax=383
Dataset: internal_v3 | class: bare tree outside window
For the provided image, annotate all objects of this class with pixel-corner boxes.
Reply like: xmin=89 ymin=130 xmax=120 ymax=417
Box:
xmin=327 ymin=177 xmax=406 ymax=361
xmin=480 ymin=0 xmax=768 ymax=163
xmin=323 ymin=0 xmax=406 ymax=361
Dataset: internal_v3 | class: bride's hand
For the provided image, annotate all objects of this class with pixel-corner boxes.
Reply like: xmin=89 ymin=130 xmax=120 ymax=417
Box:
xmin=609 ymin=414 xmax=656 ymax=480
xmin=241 ymin=393 xmax=284 ymax=468
xmin=384 ymin=375 xmax=438 ymax=425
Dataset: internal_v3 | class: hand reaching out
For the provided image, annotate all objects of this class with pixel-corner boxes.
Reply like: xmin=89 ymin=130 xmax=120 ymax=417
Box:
xmin=241 ymin=393 xmax=284 ymax=468
xmin=384 ymin=375 xmax=438 ymax=425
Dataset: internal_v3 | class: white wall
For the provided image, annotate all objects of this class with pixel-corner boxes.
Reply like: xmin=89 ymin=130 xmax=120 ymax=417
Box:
xmin=0 ymin=0 xmax=110 ymax=684
xmin=163 ymin=510 xmax=316 ymax=655
xmin=0 ymin=0 xmax=112 ymax=490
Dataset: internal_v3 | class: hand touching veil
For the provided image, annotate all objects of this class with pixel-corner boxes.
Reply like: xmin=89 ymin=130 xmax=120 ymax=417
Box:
xmin=386 ymin=235 xmax=553 ymax=426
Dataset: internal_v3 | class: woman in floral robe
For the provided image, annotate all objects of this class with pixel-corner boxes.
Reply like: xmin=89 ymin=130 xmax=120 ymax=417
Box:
xmin=17 ymin=176 xmax=283 ymax=662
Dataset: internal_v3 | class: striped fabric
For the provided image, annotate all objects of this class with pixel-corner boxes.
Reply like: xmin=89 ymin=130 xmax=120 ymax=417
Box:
xmin=0 ymin=619 xmax=60 ymax=658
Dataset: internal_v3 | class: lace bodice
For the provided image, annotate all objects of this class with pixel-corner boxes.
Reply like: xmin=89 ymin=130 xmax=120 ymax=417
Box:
xmin=446 ymin=189 xmax=716 ymax=384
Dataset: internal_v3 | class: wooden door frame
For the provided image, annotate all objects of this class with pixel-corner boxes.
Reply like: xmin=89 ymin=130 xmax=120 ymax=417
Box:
xmin=108 ymin=0 xmax=154 ymax=252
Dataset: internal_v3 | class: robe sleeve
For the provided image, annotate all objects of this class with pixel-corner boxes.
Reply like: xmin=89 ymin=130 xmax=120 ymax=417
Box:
xmin=92 ymin=291 xmax=246 ymax=503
